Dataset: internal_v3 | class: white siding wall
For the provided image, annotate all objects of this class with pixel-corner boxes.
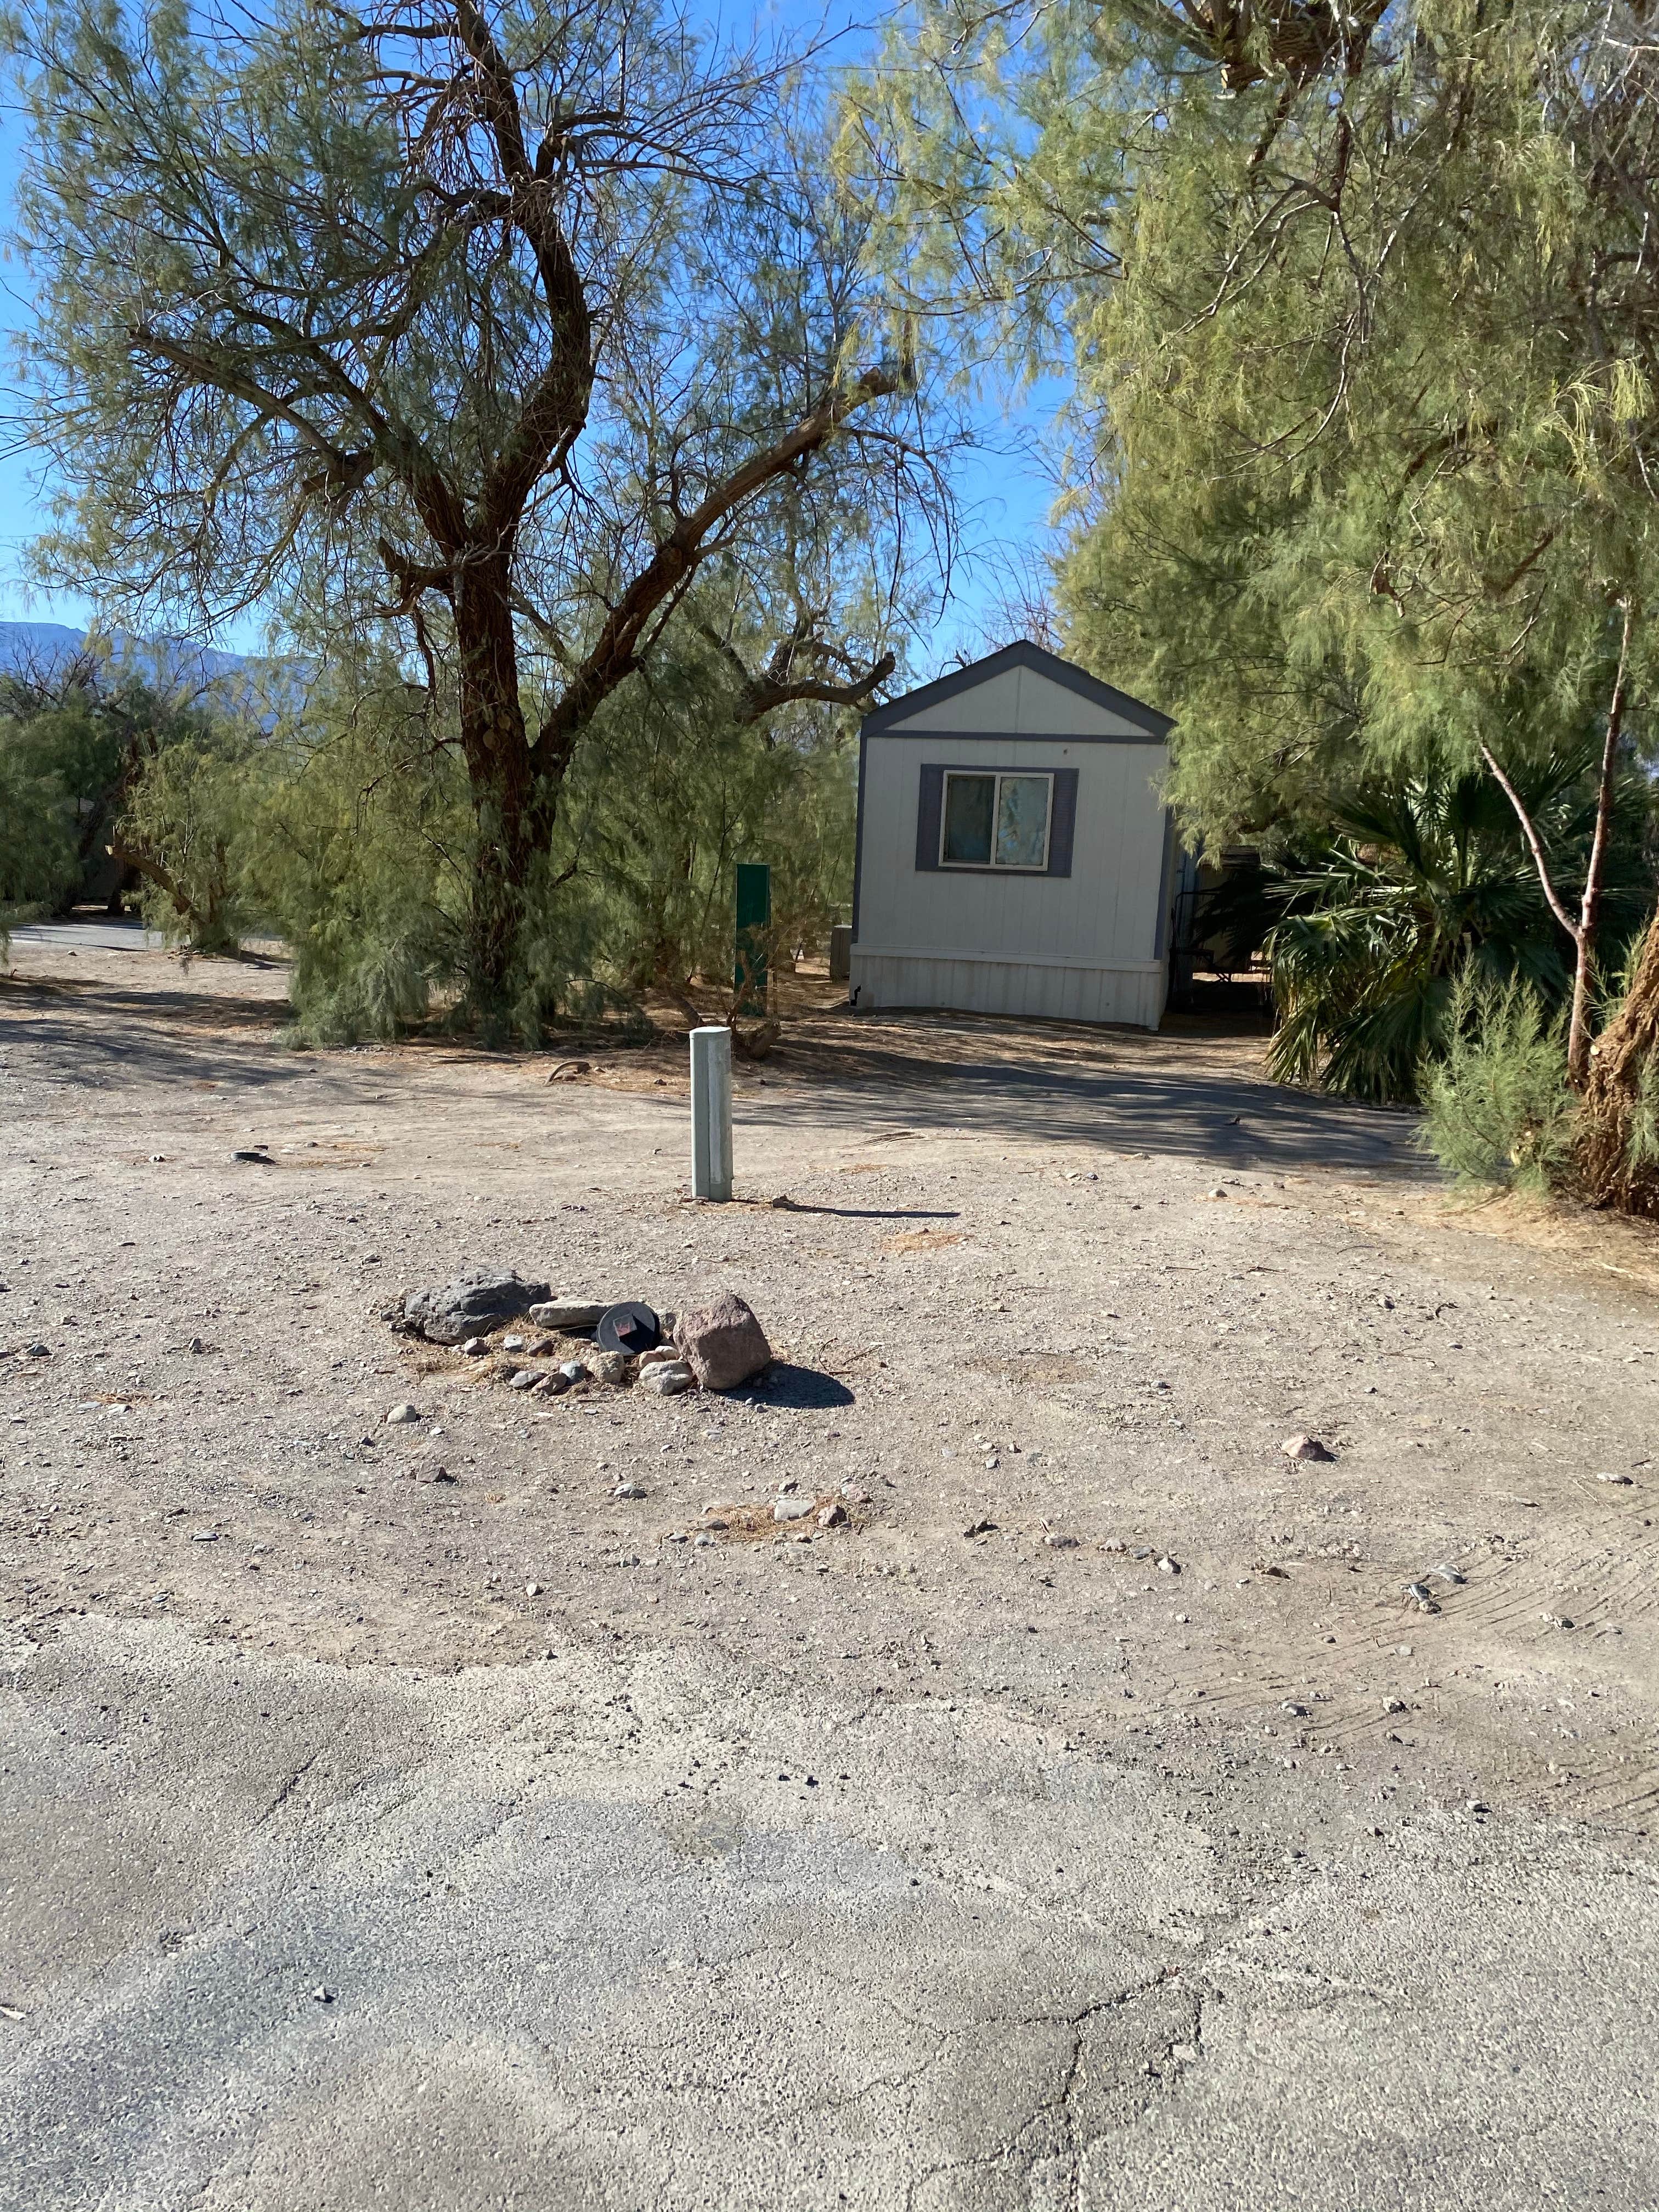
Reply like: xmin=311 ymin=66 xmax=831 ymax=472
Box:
xmin=849 ymin=663 xmax=1172 ymax=1029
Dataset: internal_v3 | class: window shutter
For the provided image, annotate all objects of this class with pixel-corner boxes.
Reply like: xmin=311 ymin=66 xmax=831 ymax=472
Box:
xmin=915 ymin=764 xmax=945 ymax=871
xmin=1046 ymin=769 xmax=1079 ymax=876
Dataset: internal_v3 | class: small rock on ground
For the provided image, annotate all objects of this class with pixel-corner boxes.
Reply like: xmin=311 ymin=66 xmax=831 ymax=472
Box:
xmin=639 ymin=1361 xmax=695 ymax=1396
xmin=583 ymin=1350 xmax=633 ymax=1387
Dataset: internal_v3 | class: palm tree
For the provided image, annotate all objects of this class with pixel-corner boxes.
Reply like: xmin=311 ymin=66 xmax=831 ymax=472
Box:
xmin=1202 ymin=750 xmax=1651 ymax=1105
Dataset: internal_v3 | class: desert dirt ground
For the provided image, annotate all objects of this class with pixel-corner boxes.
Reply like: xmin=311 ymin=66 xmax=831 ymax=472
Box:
xmin=3 ymin=919 xmax=1659 ymax=2210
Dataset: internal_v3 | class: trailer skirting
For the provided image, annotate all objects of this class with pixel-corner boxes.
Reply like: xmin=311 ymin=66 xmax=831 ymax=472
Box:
xmin=849 ymin=950 xmax=1166 ymax=1029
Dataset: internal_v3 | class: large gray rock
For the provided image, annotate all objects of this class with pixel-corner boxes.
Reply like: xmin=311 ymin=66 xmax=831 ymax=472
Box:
xmin=400 ymin=1268 xmax=551 ymax=1345
xmin=674 ymin=1293 xmax=771 ymax=1392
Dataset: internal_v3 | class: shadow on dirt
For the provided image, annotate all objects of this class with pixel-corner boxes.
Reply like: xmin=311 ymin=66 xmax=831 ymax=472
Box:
xmin=726 ymin=1363 xmax=857 ymax=1411
xmin=757 ymin=1011 xmax=1425 ymax=1183
xmin=0 ymin=989 xmax=303 ymax=1094
xmin=771 ymin=1202 xmax=960 ymax=1221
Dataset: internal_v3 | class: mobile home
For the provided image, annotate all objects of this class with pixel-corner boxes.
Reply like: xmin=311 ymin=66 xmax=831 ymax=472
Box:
xmin=849 ymin=642 xmax=1179 ymax=1029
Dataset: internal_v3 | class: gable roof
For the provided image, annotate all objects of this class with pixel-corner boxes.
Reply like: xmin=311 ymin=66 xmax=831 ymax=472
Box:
xmin=861 ymin=640 xmax=1175 ymax=740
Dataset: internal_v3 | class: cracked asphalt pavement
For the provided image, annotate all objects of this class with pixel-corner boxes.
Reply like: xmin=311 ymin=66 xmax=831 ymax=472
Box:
xmin=3 ymin=935 xmax=1658 ymax=2208
xmin=10 ymin=1621 xmax=1657 ymax=2210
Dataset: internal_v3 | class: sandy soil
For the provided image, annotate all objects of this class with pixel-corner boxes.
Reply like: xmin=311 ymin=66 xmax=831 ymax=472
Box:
xmin=3 ymin=922 xmax=1658 ymax=1866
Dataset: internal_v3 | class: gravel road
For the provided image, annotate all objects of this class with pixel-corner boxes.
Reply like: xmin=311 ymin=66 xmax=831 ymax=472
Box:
xmin=3 ymin=933 xmax=1657 ymax=2209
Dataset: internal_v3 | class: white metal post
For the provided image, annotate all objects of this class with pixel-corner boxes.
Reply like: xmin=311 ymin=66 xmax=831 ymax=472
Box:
xmin=690 ymin=1025 xmax=733 ymax=1201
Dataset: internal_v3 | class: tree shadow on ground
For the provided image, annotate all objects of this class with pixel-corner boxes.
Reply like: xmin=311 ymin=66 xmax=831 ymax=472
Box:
xmin=0 ymin=988 xmax=304 ymax=1094
xmin=758 ymin=1009 xmax=1425 ymax=1182
xmin=5 ymin=957 xmax=1427 ymax=1186
xmin=769 ymin=1202 xmax=959 ymax=1221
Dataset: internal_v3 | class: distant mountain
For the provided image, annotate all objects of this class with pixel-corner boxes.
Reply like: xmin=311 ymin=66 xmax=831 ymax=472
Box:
xmin=0 ymin=619 xmax=255 ymax=691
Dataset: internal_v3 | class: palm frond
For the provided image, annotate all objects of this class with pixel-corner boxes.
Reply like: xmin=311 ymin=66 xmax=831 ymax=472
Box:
xmin=1254 ymin=752 xmax=1651 ymax=1102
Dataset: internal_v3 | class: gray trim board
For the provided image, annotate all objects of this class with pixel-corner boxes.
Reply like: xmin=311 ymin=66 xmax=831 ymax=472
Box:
xmin=850 ymin=726 xmax=869 ymax=943
xmin=915 ymin=763 xmax=945 ymax=872
xmin=861 ymin=640 xmax=1174 ymax=740
xmin=1153 ymin=808 xmax=1175 ymax=959
xmin=1048 ymin=768 xmax=1079 ymax=875
xmin=864 ymin=724 xmax=1169 ymax=748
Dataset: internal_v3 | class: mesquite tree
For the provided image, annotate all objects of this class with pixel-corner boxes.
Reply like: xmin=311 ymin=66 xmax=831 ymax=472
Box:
xmin=10 ymin=0 xmax=940 ymax=1019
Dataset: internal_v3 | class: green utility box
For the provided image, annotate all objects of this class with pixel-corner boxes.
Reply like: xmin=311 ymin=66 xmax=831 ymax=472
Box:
xmin=734 ymin=862 xmax=771 ymax=1014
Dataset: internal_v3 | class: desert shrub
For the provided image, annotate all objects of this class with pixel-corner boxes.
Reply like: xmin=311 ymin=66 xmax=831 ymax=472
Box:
xmin=119 ymin=724 xmax=266 ymax=952
xmin=110 ymin=656 xmax=468 ymax=1032
xmin=100 ymin=625 xmax=860 ymax=1041
xmin=0 ymin=667 xmax=241 ymax=954
xmin=0 ymin=742 xmax=78 ymax=950
xmin=236 ymin=617 xmax=861 ymax=1046
xmin=0 ymin=672 xmax=145 ymax=941
xmin=544 ymin=650 xmax=857 ymax=1014
xmin=1419 ymin=970 xmax=1575 ymax=1193
xmin=244 ymin=670 xmax=466 ymax=1043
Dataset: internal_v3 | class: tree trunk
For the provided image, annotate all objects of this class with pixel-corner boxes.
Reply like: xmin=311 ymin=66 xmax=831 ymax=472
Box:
xmin=1481 ymin=599 xmax=1632 ymax=1091
xmin=453 ymin=548 xmax=545 ymax=1028
xmin=1575 ymin=913 xmax=1659 ymax=1215
xmin=1566 ymin=603 xmax=1633 ymax=1086
xmin=106 ymin=836 xmax=206 ymax=938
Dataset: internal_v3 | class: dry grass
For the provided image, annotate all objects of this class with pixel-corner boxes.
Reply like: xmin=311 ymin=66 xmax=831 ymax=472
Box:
xmin=1423 ymin=1187 xmax=1659 ymax=1297
xmin=691 ymin=1497 xmax=859 ymax=1545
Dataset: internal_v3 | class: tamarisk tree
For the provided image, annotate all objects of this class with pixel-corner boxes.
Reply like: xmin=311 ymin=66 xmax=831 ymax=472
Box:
xmin=10 ymin=0 xmax=941 ymax=1019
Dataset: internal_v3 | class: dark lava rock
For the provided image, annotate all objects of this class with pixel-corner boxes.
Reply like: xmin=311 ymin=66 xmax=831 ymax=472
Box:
xmin=398 ymin=1268 xmax=552 ymax=1345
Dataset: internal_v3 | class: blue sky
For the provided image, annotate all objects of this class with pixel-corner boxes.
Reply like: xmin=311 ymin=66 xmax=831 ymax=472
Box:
xmin=0 ymin=97 xmax=88 ymax=632
xmin=0 ymin=4 xmax=1060 ymax=664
